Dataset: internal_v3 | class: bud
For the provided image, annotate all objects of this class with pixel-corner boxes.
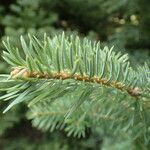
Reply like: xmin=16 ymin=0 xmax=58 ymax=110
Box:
xmin=128 ymin=87 xmax=142 ymax=96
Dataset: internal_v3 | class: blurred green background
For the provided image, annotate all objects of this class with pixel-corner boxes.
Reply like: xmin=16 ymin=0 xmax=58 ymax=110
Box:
xmin=0 ymin=0 xmax=149 ymax=149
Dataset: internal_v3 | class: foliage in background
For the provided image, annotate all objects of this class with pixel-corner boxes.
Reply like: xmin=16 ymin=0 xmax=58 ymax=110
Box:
xmin=1 ymin=0 xmax=58 ymax=47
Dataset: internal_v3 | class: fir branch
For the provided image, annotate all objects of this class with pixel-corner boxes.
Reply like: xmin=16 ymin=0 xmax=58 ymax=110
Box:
xmin=10 ymin=66 xmax=133 ymax=95
xmin=2 ymin=32 xmax=148 ymax=97
xmin=0 ymin=32 xmax=149 ymax=141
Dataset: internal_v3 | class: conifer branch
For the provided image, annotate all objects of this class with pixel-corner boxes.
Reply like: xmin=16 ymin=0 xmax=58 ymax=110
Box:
xmin=2 ymin=33 xmax=149 ymax=96
xmin=10 ymin=66 xmax=143 ymax=97
xmin=0 ymin=32 xmax=149 ymax=140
